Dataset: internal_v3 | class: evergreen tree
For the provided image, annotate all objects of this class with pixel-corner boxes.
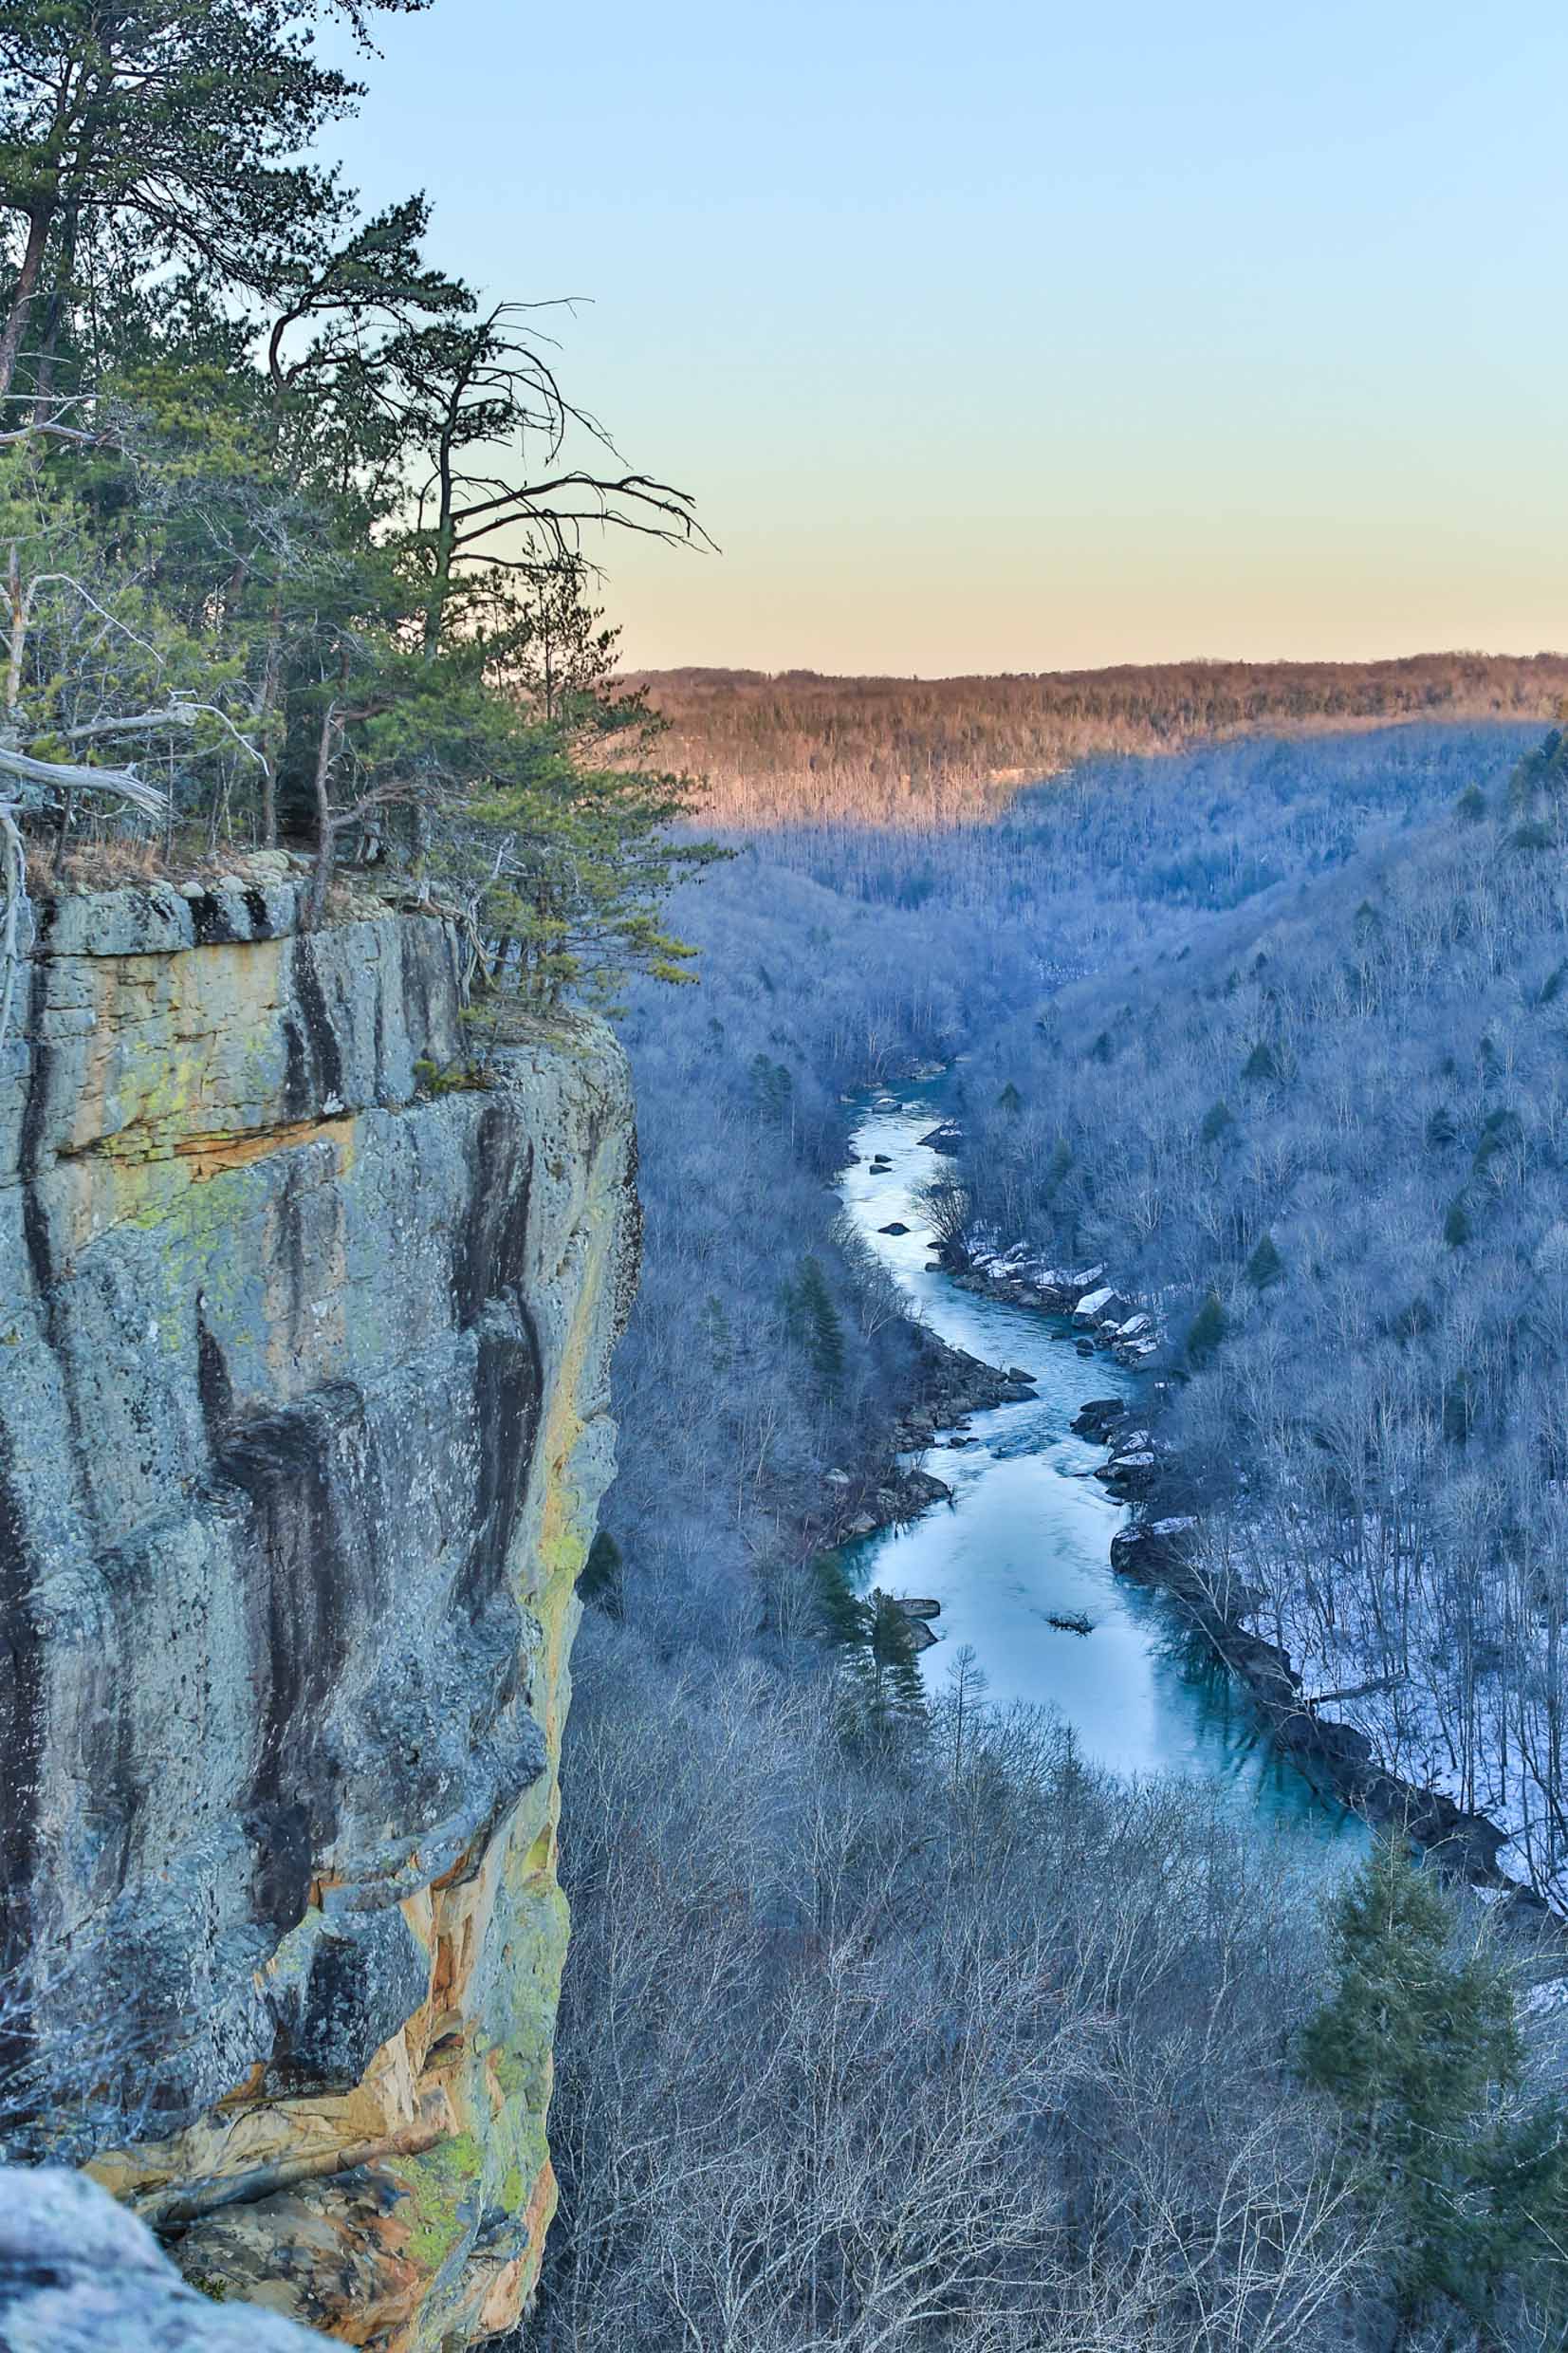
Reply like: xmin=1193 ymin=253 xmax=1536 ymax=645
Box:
xmin=0 ymin=0 xmax=714 ymax=1010
xmin=1442 ymin=1370 xmax=1478 ymax=1446
xmin=1186 ymin=1288 xmax=1227 ymax=1367
xmin=786 ymin=1257 xmax=845 ymax=1399
xmin=0 ymin=0 xmax=431 ymax=400
xmin=748 ymin=1054 xmax=794 ymax=1126
xmin=812 ymin=1551 xmax=868 ymax=1650
xmin=849 ymin=1590 xmax=928 ymax=1747
xmin=814 ymin=1564 xmax=928 ymax=1748
xmin=1042 ymin=1137 xmax=1074 ymax=1198
xmin=1245 ymin=1232 xmax=1284 ymax=1290
xmin=1301 ymin=1839 xmax=1568 ymax=2342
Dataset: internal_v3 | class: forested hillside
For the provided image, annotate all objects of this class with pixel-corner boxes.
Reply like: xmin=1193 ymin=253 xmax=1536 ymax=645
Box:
xmin=603 ymin=725 xmax=1543 ymax=1637
xmin=956 ymin=725 xmax=1568 ymax=1905
xmin=536 ymin=719 xmax=1568 ymax=2353
xmin=629 ymin=656 xmax=1568 ymax=824
xmin=604 ymin=849 xmax=1028 ymax=1641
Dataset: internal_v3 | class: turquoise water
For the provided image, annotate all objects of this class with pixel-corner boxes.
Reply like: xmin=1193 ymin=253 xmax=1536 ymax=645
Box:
xmin=840 ymin=1091 xmax=1368 ymax=1856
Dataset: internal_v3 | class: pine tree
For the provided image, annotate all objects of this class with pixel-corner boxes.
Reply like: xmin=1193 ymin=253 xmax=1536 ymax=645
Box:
xmin=1245 ymin=1233 xmax=1284 ymax=1291
xmin=1186 ymin=1288 xmax=1227 ymax=1367
xmin=748 ymin=1055 xmax=794 ymax=1126
xmin=856 ymin=1590 xmax=929 ymax=1746
xmin=1042 ymin=1138 xmax=1074 ymax=1198
xmin=1442 ymin=1370 xmax=1478 ymax=1446
xmin=788 ymin=1257 xmax=845 ymax=1399
xmin=813 ymin=1552 xmax=868 ymax=1649
xmin=1301 ymin=1839 xmax=1568 ymax=2341
xmin=702 ymin=1295 xmax=734 ymax=1376
xmin=815 ymin=1565 xmax=928 ymax=1749
xmin=0 ymin=0 xmax=424 ymax=399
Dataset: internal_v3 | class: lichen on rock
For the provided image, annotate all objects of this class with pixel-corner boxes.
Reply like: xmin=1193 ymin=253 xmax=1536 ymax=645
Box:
xmin=0 ymin=876 xmax=638 ymax=2346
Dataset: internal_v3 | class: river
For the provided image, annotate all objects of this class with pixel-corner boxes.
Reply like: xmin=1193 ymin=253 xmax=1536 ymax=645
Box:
xmin=840 ymin=1088 xmax=1367 ymax=1855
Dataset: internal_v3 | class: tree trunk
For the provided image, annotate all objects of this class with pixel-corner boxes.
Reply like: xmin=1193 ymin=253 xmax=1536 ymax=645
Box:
xmin=254 ymin=591 xmax=285 ymax=847
xmin=6 ymin=543 xmax=24 ymax=719
xmin=28 ymin=202 xmax=81 ymax=426
xmin=305 ymin=706 xmax=341 ymax=930
xmin=0 ymin=208 xmax=55 ymax=403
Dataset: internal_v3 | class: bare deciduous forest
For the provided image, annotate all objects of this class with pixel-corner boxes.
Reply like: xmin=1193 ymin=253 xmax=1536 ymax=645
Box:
xmin=626 ymin=658 xmax=1568 ymax=824
xmin=955 ymin=724 xmax=1568 ymax=1908
xmin=538 ymin=716 xmax=1568 ymax=2353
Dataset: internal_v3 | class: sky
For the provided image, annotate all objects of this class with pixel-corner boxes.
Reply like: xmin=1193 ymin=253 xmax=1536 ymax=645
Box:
xmin=325 ymin=0 xmax=1568 ymax=675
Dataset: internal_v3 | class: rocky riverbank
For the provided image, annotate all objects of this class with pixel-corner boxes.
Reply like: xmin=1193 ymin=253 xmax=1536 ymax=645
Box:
xmin=811 ymin=1326 xmax=1039 ymax=1547
xmin=945 ymin=1227 xmax=1550 ymax=1918
xmin=945 ymin=1246 xmax=1161 ymax=1369
xmin=1077 ymin=1402 xmax=1555 ymax=1929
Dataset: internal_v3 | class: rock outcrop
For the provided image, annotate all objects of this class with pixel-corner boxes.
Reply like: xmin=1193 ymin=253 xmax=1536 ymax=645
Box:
xmin=0 ymin=2167 xmax=327 ymax=2351
xmin=0 ymin=869 xmax=638 ymax=2346
xmin=950 ymin=1251 xmax=1160 ymax=1365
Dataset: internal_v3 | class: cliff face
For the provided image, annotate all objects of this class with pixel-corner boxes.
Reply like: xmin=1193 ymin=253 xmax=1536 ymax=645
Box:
xmin=0 ymin=862 xmax=638 ymax=2347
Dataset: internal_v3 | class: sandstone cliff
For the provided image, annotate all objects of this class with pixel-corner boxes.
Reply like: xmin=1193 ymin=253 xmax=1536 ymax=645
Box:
xmin=0 ymin=863 xmax=638 ymax=2346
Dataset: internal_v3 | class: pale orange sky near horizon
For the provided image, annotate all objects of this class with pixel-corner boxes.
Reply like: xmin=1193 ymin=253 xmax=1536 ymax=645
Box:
xmin=330 ymin=0 xmax=1566 ymax=675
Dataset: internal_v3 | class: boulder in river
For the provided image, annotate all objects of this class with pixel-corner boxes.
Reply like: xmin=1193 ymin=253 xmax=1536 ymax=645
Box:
xmin=1074 ymin=1286 xmax=1131 ymax=1328
xmin=879 ymin=1220 xmax=911 ymax=1235
xmin=1096 ymin=1449 xmax=1158 ymax=1500
xmin=917 ymin=1122 xmax=965 ymax=1151
xmin=1071 ymin=1397 xmax=1126 ymax=1441
xmin=1110 ymin=1519 xmax=1198 ymax=1583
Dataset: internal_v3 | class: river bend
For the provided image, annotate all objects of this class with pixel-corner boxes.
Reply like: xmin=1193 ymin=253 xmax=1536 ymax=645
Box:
xmin=840 ymin=1089 xmax=1365 ymax=1855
